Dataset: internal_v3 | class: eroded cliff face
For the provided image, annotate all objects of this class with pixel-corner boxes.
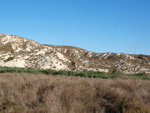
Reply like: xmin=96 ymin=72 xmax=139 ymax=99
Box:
xmin=0 ymin=34 xmax=150 ymax=74
xmin=0 ymin=34 xmax=70 ymax=70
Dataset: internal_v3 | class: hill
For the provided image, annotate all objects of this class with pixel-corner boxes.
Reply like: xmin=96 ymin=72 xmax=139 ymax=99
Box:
xmin=0 ymin=34 xmax=150 ymax=74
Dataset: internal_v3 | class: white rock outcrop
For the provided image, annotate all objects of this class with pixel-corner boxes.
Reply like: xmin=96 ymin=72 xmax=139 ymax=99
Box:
xmin=0 ymin=34 xmax=150 ymax=74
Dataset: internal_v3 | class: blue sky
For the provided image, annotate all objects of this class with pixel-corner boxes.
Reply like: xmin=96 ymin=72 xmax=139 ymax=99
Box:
xmin=0 ymin=0 xmax=150 ymax=55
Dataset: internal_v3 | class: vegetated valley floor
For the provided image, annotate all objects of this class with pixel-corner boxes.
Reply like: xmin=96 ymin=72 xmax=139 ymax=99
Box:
xmin=0 ymin=73 xmax=150 ymax=113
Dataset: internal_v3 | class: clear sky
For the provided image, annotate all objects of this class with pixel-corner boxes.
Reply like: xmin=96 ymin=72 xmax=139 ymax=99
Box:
xmin=0 ymin=0 xmax=150 ymax=55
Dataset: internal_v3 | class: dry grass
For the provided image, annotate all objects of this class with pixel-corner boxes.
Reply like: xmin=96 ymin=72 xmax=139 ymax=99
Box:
xmin=0 ymin=73 xmax=150 ymax=113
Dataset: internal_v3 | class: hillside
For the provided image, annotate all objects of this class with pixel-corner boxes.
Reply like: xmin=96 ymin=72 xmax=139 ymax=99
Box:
xmin=0 ymin=34 xmax=150 ymax=74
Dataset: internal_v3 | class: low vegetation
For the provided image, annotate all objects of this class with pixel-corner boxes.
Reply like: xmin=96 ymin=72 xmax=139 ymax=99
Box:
xmin=6 ymin=57 xmax=15 ymax=62
xmin=0 ymin=73 xmax=149 ymax=113
xmin=0 ymin=67 xmax=149 ymax=112
xmin=0 ymin=66 xmax=149 ymax=80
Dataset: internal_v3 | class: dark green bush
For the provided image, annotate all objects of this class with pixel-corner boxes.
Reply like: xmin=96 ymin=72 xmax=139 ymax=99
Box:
xmin=6 ymin=57 xmax=15 ymax=61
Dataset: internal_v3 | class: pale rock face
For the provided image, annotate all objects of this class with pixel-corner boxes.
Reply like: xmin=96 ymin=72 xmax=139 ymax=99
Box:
xmin=126 ymin=54 xmax=135 ymax=60
xmin=0 ymin=34 xmax=150 ymax=74
xmin=36 ymin=50 xmax=46 ymax=55
xmin=117 ymin=53 xmax=123 ymax=56
xmin=55 ymin=52 xmax=70 ymax=62
xmin=1 ymin=35 xmax=14 ymax=44
xmin=38 ymin=56 xmax=68 ymax=70
xmin=87 ymin=68 xmax=109 ymax=73
xmin=1 ymin=59 xmax=26 ymax=68
xmin=25 ymin=45 xmax=32 ymax=51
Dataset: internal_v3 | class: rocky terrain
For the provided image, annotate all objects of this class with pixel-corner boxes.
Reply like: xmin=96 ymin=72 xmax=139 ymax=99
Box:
xmin=0 ymin=34 xmax=150 ymax=74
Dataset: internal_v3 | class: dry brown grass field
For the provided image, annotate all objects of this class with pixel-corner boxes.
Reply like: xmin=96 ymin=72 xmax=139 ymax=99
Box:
xmin=0 ymin=73 xmax=150 ymax=113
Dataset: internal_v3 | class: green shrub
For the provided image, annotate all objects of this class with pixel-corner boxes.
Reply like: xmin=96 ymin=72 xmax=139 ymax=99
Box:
xmin=6 ymin=57 xmax=15 ymax=62
xmin=11 ymin=49 xmax=14 ymax=54
xmin=0 ymin=66 xmax=149 ymax=80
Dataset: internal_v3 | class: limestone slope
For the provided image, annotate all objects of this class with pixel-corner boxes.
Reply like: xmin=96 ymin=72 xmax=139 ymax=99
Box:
xmin=0 ymin=34 xmax=150 ymax=74
xmin=0 ymin=34 xmax=70 ymax=70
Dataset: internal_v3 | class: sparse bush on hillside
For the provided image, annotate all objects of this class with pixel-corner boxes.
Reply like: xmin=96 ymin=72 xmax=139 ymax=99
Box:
xmin=108 ymin=66 xmax=120 ymax=74
xmin=6 ymin=57 xmax=15 ymax=62
xmin=0 ymin=43 xmax=13 ymax=53
xmin=0 ymin=73 xmax=149 ymax=113
xmin=10 ymin=49 xmax=14 ymax=54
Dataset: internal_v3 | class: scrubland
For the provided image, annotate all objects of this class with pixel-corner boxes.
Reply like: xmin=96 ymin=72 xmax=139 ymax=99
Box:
xmin=0 ymin=73 xmax=150 ymax=113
